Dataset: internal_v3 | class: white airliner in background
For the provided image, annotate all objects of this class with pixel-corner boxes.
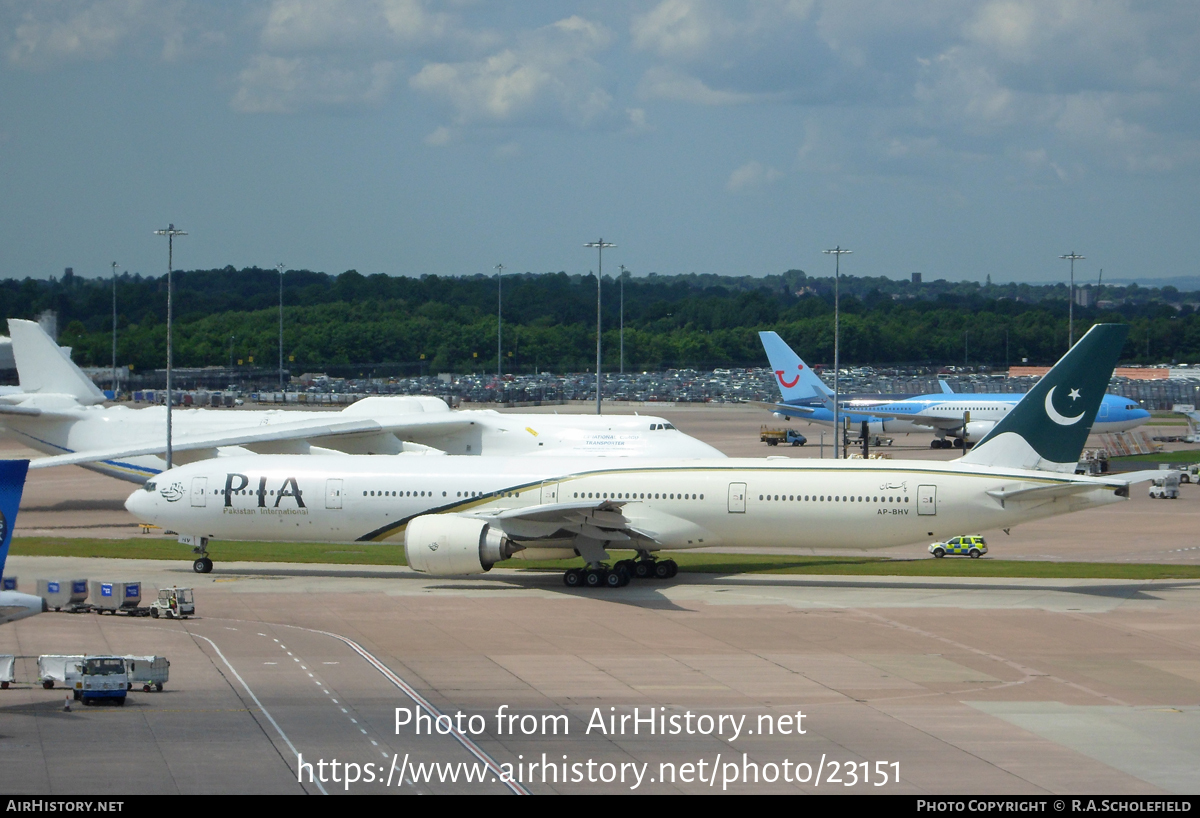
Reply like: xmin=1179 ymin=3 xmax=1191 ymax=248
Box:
xmin=127 ymin=324 xmax=1156 ymax=580
xmin=0 ymin=319 xmax=723 ymax=483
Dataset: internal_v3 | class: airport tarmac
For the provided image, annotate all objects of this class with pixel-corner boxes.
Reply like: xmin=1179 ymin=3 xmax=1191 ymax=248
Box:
xmin=3 ymin=556 xmax=1200 ymax=794
xmin=3 ymin=403 xmax=1200 ymax=795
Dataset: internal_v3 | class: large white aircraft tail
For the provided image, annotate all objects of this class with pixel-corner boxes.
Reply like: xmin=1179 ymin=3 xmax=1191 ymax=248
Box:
xmin=8 ymin=319 xmax=106 ymax=404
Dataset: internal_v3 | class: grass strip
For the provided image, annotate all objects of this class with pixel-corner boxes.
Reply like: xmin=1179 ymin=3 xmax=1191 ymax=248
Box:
xmin=11 ymin=538 xmax=1200 ymax=580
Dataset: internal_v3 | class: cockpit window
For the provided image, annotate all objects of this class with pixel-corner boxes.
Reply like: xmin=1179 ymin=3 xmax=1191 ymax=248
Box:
xmin=664 ymin=423 xmax=676 ymax=430
xmin=144 ymin=482 xmax=157 ymax=492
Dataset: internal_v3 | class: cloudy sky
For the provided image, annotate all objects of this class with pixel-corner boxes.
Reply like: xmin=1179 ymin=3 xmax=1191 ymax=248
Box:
xmin=2 ymin=1 xmax=1198 ymax=284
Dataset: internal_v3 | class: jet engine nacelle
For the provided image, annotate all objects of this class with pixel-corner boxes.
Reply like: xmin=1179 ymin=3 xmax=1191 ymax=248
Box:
xmin=405 ymin=515 xmax=520 ymax=576
xmin=961 ymin=420 xmax=994 ymax=442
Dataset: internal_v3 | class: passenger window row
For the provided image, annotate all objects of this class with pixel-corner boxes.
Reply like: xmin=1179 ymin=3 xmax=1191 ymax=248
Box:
xmin=571 ymin=491 xmax=703 ymax=501
xmin=759 ymin=494 xmax=910 ymax=503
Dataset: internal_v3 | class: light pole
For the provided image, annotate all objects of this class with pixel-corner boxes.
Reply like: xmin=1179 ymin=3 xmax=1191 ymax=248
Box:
xmin=823 ymin=246 xmax=851 ymax=459
xmin=1060 ymin=252 xmax=1085 ymax=348
xmin=495 ymin=263 xmax=504 ymax=377
xmin=584 ymin=239 xmax=616 ymax=415
xmin=618 ymin=264 xmax=627 ymax=375
xmin=277 ymin=263 xmax=285 ymax=391
xmin=153 ymin=224 xmax=186 ymax=470
xmin=111 ymin=261 xmax=118 ymax=397
xmin=229 ymin=335 xmax=235 ymax=369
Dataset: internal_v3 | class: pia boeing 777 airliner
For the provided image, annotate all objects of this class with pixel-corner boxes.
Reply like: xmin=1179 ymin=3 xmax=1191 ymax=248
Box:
xmin=127 ymin=325 xmax=1157 ymax=586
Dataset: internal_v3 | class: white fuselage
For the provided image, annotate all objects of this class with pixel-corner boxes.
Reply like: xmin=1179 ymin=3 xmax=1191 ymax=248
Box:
xmin=5 ymin=401 xmax=724 ymax=483
xmin=127 ymin=454 xmax=1128 ymax=554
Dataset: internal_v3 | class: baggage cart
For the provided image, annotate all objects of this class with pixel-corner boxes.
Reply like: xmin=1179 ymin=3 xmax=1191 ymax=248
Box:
xmin=38 ymin=579 xmax=89 ymax=611
xmin=125 ymin=655 xmax=170 ymax=692
xmin=0 ymin=654 xmax=13 ymax=689
xmin=38 ymin=655 xmax=84 ymax=689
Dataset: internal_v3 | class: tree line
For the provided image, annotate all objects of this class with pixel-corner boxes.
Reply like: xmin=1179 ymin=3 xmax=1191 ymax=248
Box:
xmin=3 ymin=267 xmax=1196 ymax=373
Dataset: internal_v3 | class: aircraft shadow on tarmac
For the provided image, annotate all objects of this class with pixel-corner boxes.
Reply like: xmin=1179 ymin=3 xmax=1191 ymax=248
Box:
xmin=22 ymin=498 xmax=129 ymax=513
xmin=160 ymin=565 xmax=1200 ymax=606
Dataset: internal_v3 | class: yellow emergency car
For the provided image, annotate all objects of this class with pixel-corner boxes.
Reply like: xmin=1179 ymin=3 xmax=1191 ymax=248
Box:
xmin=929 ymin=535 xmax=988 ymax=559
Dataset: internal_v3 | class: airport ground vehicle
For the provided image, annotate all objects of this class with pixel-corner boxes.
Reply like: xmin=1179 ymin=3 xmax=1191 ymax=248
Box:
xmin=40 ymin=655 xmax=128 ymax=704
xmin=149 ymin=587 xmax=194 ymax=619
xmin=125 ymin=655 xmax=170 ymax=692
xmin=1176 ymin=464 xmax=1199 ymax=483
xmin=929 ymin=535 xmax=988 ymax=558
xmin=760 ymin=426 xmax=807 ymax=446
xmin=72 ymin=656 xmax=129 ymax=705
xmin=1149 ymin=472 xmax=1181 ymax=499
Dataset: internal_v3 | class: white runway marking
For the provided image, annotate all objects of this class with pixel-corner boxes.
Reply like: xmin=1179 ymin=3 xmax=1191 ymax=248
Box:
xmin=190 ymin=632 xmax=328 ymax=796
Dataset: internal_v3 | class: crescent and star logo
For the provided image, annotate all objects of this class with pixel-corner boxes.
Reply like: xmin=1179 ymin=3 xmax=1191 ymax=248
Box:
xmin=1044 ymin=386 xmax=1085 ymax=426
xmin=775 ymin=365 xmax=803 ymax=388
xmin=427 ymin=542 xmax=439 ymax=552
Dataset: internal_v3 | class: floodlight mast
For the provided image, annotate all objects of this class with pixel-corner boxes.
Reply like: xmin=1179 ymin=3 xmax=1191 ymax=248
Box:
xmin=111 ymin=261 xmax=118 ymax=397
xmin=496 ymin=263 xmax=504 ymax=377
xmin=618 ymin=264 xmax=628 ymax=375
xmin=1060 ymin=252 xmax=1085 ymax=347
xmin=277 ymin=263 xmax=285 ymax=390
xmin=584 ymin=239 xmax=615 ymax=415
xmin=823 ymin=246 xmax=851 ymax=459
xmin=153 ymin=224 xmax=187 ymax=470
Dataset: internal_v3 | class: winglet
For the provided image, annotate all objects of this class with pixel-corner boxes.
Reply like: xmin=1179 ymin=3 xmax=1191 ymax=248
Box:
xmin=960 ymin=324 xmax=1129 ymax=473
xmin=759 ymin=331 xmax=833 ymax=401
xmin=8 ymin=319 xmax=106 ymax=404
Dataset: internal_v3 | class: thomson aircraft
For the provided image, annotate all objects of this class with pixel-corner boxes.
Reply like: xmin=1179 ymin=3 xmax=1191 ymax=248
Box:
xmin=0 ymin=319 xmax=723 ymax=483
xmin=760 ymin=331 xmax=1150 ymax=448
xmin=128 ymin=325 xmax=1155 ymax=582
xmin=0 ymin=460 xmax=44 ymax=624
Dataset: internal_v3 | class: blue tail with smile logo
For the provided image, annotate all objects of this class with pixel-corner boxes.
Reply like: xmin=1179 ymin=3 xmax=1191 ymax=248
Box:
xmin=960 ymin=324 xmax=1129 ymax=473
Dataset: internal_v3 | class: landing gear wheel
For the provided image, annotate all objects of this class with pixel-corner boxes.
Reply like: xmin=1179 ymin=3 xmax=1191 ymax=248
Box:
xmin=664 ymin=560 xmax=678 ymax=578
xmin=654 ymin=561 xmax=672 ymax=580
xmin=933 ymin=548 xmax=945 ymax=558
xmin=605 ymin=570 xmax=625 ymax=588
xmin=931 ymin=439 xmax=944 ymax=449
xmin=634 ymin=560 xmax=653 ymax=579
xmin=563 ymin=568 xmax=583 ymax=587
xmin=969 ymin=549 xmax=981 ymax=559
xmin=953 ymin=438 xmax=964 ymax=449
xmin=193 ymin=557 xmax=213 ymax=574
xmin=584 ymin=569 xmax=604 ymax=588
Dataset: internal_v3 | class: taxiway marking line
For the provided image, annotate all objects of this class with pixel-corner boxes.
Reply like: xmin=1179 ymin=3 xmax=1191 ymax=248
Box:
xmin=190 ymin=632 xmax=328 ymax=796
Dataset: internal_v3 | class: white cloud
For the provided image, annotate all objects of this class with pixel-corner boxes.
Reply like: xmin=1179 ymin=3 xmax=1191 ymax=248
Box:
xmin=231 ymin=55 xmax=397 ymax=114
xmin=410 ymin=16 xmax=616 ymax=127
xmin=424 ymin=125 xmax=453 ymax=146
xmin=260 ymin=0 xmax=456 ymax=53
xmin=727 ymin=160 xmax=782 ymax=192
xmin=637 ymin=65 xmax=784 ymax=105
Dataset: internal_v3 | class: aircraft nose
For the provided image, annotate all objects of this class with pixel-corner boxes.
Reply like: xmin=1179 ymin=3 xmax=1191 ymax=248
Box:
xmin=125 ymin=487 xmax=154 ymax=521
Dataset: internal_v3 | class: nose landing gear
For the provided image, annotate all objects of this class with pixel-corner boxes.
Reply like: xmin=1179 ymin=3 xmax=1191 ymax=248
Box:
xmin=190 ymin=536 xmax=213 ymax=574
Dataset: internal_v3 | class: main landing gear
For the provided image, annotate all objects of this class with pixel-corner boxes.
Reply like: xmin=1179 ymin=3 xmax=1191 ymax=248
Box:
xmin=561 ymin=553 xmax=678 ymax=589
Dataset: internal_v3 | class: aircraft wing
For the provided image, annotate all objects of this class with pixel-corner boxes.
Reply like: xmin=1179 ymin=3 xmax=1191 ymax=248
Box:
xmin=0 ymin=404 xmax=79 ymax=419
xmin=26 ymin=414 xmax=478 ymax=470
xmin=475 ymin=499 xmax=655 ymax=543
xmin=838 ymin=406 xmax=967 ymax=429
xmin=760 ymin=401 xmax=819 ymax=416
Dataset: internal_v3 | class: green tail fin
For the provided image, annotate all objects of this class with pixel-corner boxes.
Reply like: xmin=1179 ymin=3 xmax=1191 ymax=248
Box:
xmin=960 ymin=323 xmax=1129 ymax=472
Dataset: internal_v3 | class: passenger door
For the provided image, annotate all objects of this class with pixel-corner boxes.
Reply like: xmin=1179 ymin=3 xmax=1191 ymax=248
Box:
xmin=190 ymin=477 xmax=207 ymax=508
xmin=728 ymin=482 xmax=747 ymax=513
xmin=325 ymin=478 xmax=343 ymax=510
xmin=918 ymin=485 xmax=937 ymax=516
